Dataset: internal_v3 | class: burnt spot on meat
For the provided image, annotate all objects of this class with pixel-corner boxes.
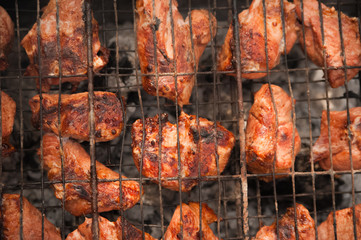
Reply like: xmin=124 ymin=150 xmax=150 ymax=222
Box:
xmin=190 ymin=126 xmax=200 ymax=143
xmin=111 ymin=129 xmax=116 ymax=135
xmin=73 ymin=184 xmax=91 ymax=201
xmin=95 ymin=130 xmax=102 ymax=138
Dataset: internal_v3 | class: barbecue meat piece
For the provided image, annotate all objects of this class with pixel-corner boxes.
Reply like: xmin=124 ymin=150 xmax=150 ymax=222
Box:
xmin=254 ymin=204 xmax=315 ymax=240
xmin=40 ymin=133 xmax=141 ymax=216
xmin=1 ymin=194 xmax=61 ymax=240
xmin=246 ymin=84 xmax=301 ymax=182
xmin=295 ymin=0 xmax=361 ymax=88
xmin=132 ymin=111 xmax=235 ymax=192
xmin=217 ymin=0 xmax=298 ymax=79
xmin=136 ymin=0 xmax=217 ymax=106
xmin=29 ymin=92 xmax=125 ymax=142
xmin=318 ymin=204 xmax=361 ymax=240
xmin=312 ymin=107 xmax=361 ymax=171
xmin=21 ymin=0 xmax=109 ymax=92
xmin=0 ymin=6 xmax=14 ymax=71
xmin=163 ymin=202 xmax=219 ymax=240
xmin=1 ymin=91 xmax=16 ymax=157
xmin=66 ymin=215 xmax=155 ymax=240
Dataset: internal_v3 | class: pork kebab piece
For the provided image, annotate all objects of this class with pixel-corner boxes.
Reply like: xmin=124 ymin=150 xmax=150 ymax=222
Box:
xmin=217 ymin=0 xmax=298 ymax=79
xmin=313 ymin=107 xmax=361 ymax=171
xmin=132 ymin=111 xmax=235 ymax=192
xmin=136 ymin=0 xmax=217 ymax=106
xmin=254 ymin=204 xmax=315 ymax=240
xmin=163 ymin=202 xmax=220 ymax=240
xmin=295 ymin=0 xmax=361 ymax=88
xmin=246 ymin=84 xmax=301 ymax=182
xmin=66 ymin=215 xmax=155 ymax=240
xmin=29 ymin=92 xmax=125 ymax=142
xmin=1 ymin=91 xmax=16 ymax=157
xmin=0 ymin=6 xmax=14 ymax=71
xmin=40 ymin=133 xmax=141 ymax=216
xmin=318 ymin=204 xmax=361 ymax=240
xmin=1 ymin=194 xmax=61 ymax=240
xmin=21 ymin=0 xmax=109 ymax=92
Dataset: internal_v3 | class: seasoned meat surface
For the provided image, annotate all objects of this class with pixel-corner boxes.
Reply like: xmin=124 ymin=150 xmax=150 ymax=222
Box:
xmin=40 ymin=133 xmax=141 ymax=216
xmin=295 ymin=0 xmax=361 ymax=88
xmin=132 ymin=111 xmax=235 ymax=192
xmin=246 ymin=84 xmax=301 ymax=181
xmin=254 ymin=204 xmax=315 ymax=240
xmin=313 ymin=107 xmax=361 ymax=171
xmin=217 ymin=0 xmax=298 ymax=79
xmin=0 ymin=6 xmax=14 ymax=71
xmin=163 ymin=202 xmax=219 ymax=240
xmin=21 ymin=0 xmax=109 ymax=92
xmin=136 ymin=0 xmax=216 ymax=106
xmin=66 ymin=216 xmax=155 ymax=240
xmin=1 ymin=91 xmax=16 ymax=157
xmin=318 ymin=204 xmax=361 ymax=240
xmin=29 ymin=92 xmax=125 ymax=142
xmin=1 ymin=194 xmax=61 ymax=240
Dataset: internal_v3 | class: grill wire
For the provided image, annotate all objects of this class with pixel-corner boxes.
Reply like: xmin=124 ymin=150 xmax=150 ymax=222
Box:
xmin=0 ymin=0 xmax=361 ymax=239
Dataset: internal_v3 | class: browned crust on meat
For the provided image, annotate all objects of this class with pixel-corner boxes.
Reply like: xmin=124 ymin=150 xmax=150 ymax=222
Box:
xmin=136 ymin=0 xmax=216 ymax=106
xmin=1 ymin=194 xmax=61 ymax=240
xmin=21 ymin=0 xmax=109 ymax=92
xmin=0 ymin=6 xmax=14 ymax=71
xmin=255 ymin=204 xmax=315 ymax=239
xmin=131 ymin=111 xmax=235 ymax=192
xmin=40 ymin=133 xmax=141 ymax=216
xmin=312 ymin=107 xmax=361 ymax=171
xmin=29 ymin=92 xmax=125 ymax=142
xmin=163 ymin=202 xmax=219 ymax=240
xmin=295 ymin=0 xmax=361 ymax=88
xmin=246 ymin=84 xmax=301 ymax=182
xmin=66 ymin=216 xmax=155 ymax=240
xmin=217 ymin=0 xmax=298 ymax=79
xmin=1 ymin=91 xmax=16 ymax=157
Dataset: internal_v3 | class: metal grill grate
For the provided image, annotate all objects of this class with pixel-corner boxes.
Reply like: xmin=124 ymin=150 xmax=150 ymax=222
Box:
xmin=0 ymin=0 xmax=361 ymax=239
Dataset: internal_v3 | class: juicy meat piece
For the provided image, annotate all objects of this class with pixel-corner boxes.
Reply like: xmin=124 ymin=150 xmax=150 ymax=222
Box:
xmin=246 ymin=84 xmax=301 ymax=182
xmin=163 ymin=202 xmax=219 ymax=240
xmin=66 ymin=215 xmax=155 ymax=240
xmin=136 ymin=0 xmax=217 ymax=106
xmin=254 ymin=204 xmax=315 ymax=240
xmin=21 ymin=0 xmax=109 ymax=92
xmin=318 ymin=204 xmax=361 ymax=240
xmin=217 ymin=0 xmax=298 ymax=79
xmin=0 ymin=6 xmax=14 ymax=71
xmin=1 ymin=91 xmax=16 ymax=157
xmin=1 ymin=194 xmax=61 ymax=240
xmin=295 ymin=0 xmax=361 ymax=88
xmin=312 ymin=107 xmax=361 ymax=171
xmin=29 ymin=92 xmax=125 ymax=142
xmin=132 ymin=111 xmax=235 ymax=192
xmin=40 ymin=133 xmax=141 ymax=216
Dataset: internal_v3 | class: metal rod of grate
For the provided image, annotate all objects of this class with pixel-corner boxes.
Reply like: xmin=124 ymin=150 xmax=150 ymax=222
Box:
xmin=0 ymin=0 xmax=361 ymax=239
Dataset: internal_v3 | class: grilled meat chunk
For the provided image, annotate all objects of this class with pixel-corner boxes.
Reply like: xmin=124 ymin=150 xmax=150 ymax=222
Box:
xmin=217 ymin=0 xmax=298 ymax=79
xmin=132 ymin=111 xmax=235 ymax=192
xmin=295 ymin=0 xmax=361 ymax=88
xmin=1 ymin=194 xmax=61 ymax=240
xmin=1 ymin=91 xmax=16 ymax=157
xmin=21 ymin=0 xmax=109 ymax=92
xmin=318 ymin=204 xmax=361 ymax=240
xmin=136 ymin=0 xmax=217 ymax=106
xmin=40 ymin=133 xmax=141 ymax=216
xmin=163 ymin=202 xmax=219 ymax=240
xmin=66 ymin=215 xmax=155 ymax=240
xmin=254 ymin=204 xmax=315 ymax=240
xmin=246 ymin=84 xmax=301 ymax=182
xmin=312 ymin=107 xmax=361 ymax=171
xmin=29 ymin=92 xmax=125 ymax=142
xmin=0 ymin=6 xmax=14 ymax=71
